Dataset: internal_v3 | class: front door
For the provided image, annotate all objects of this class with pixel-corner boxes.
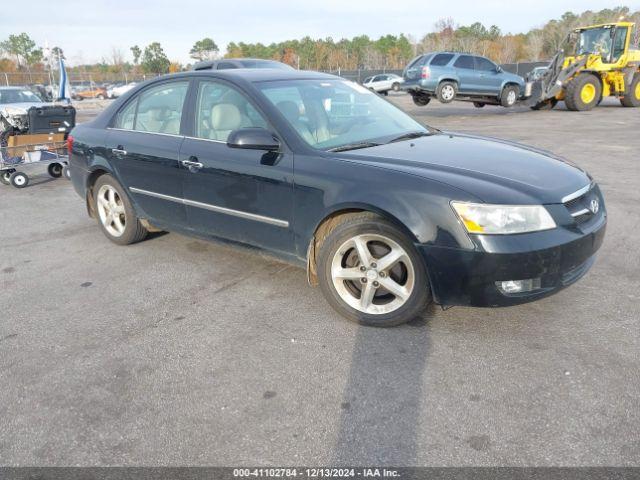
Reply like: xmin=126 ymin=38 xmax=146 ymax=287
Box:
xmin=179 ymin=79 xmax=294 ymax=254
xmin=105 ymin=80 xmax=190 ymax=227
xmin=474 ymin=56 xmax=502 ymax=95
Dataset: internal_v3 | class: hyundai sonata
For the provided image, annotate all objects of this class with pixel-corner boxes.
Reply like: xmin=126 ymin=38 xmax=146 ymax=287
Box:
xmin=67 ymin=69 xmax=606 ymax=326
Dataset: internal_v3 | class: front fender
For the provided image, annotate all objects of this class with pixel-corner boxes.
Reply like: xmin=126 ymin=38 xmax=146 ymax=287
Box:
xmin=293 ymin=156 xmax=477 ymax=258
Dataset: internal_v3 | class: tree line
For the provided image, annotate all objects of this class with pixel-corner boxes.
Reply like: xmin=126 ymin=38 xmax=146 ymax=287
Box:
xmin=1 ymin=6 xmax=638 ymax=83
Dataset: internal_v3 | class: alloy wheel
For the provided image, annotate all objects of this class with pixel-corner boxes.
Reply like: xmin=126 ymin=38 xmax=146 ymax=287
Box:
xmin=96 ymin=184 xmax=126 ymax=237
xmin=442 ymin=85 xmax=455 ymax=101
xmin=330 ymin=233 xmax=415 ymax=315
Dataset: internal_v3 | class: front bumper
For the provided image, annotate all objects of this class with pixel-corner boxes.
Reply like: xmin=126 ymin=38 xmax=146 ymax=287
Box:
xmin=418 ymin=216 xmax=606 ymax=307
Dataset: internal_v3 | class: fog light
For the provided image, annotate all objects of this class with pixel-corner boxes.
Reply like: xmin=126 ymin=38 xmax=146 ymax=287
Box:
xmin=496 ymin=278 xmax=541 ymax=294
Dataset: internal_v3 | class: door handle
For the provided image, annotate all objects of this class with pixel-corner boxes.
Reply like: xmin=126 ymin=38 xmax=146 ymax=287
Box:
xmin=111 ymin=148 xmax=127 ymax=155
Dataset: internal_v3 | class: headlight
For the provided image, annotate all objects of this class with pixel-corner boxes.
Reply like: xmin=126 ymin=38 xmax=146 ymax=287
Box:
xmin=451 ymin=202 xmax=556 ymax=234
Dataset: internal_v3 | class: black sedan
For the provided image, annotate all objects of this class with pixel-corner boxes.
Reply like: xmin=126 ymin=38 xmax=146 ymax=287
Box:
xmin=67 ymin=69 xmax=606 ymax=327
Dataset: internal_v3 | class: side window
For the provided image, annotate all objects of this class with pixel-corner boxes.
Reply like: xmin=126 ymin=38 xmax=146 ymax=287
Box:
xmin=114 ymin=98 xmax=137 ymax=129
xmin=116 ymin=82 xmax=188 ymax=134
xmin=431 ymin=53 xmax=454 ymax=66
xmin=195 ymin=81 xmax=268 ymax=141
xmin=454 ymin=55 xmax=475 ymax=70
xmin=217 ymin=62 xmax=239 ymax=69
xmin=406 ymin=55 xmax=424 ymax=69
xmin=475 ymin=57 xmax=497 ymax=72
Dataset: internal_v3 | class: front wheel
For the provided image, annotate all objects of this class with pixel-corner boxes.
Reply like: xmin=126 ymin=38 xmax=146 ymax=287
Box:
xmin=317 ymin=213 xmax=431 ymax=327
xmin=565 ymin=73 xmax=601 ymax=111
xmin=9 ymin=171 xmax=29 ymax=188
xmin=392 ymin=82 xmax=400 ymax=92
xmin=500 ymin=85 xmax=519 ymax=107
xmin=93 ymin=174 xmax=148 ymax=245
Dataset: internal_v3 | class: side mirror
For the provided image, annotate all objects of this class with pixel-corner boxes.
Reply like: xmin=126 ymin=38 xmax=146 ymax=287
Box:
xmin=496 ymin=66 xmax=503 ymax=73
xmin=227 ymin=127 xmax=280 ymax=151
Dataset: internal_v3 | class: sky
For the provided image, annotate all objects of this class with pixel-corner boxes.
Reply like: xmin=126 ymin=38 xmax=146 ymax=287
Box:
xmin=2 ymin=0 xmax=637 ymax=65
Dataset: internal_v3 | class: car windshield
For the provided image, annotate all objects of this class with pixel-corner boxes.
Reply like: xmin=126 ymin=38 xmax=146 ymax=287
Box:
xmin=258 ymin=79 xmax=429 ymax=150
xmin=576 ymin=27 xmax=613 ymax=56
xmin=0 ymin=88 xmax=43 ymax=104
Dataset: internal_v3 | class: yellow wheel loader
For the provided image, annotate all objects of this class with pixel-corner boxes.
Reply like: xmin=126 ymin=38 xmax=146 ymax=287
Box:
xmin=529 ymin=21 xmax=640 ymax=111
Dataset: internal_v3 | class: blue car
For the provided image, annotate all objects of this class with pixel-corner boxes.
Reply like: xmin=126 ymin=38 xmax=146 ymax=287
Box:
xmin=67 ymin=69 xmax=605 ymax=327
xmin=402 ymin=52 xmax=526 ymax=108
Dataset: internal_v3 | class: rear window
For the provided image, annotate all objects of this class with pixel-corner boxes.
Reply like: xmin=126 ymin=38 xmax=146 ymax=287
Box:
xmin=407 ymin=54 xmax=432 ymax=69
xmin=430 ymin=54 xmax=454 ymax=66
xmin=453 ymin=55 xmax=475 ymax=69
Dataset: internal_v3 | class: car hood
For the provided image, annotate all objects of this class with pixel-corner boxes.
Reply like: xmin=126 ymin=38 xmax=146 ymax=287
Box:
xmin=0 ymin=101 xmax=49 ymax=115
xmin=341 ymin=132 xmax=591 ymax=204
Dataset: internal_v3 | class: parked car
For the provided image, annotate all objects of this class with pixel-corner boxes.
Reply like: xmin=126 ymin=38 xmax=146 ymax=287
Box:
xmin=193 ymin=58 xmax=295 ymax=71
xmin=402 ymin=52 xmax=526 ymax=108
xmin=72 ymin=85 xmax=108 ymax=100
xmin=0 ymin=86 xmax=48 ymax=135
xmin=108 ymin=82 xmax=137 ymax=99
xmin=362 ymin=74 xmax=404 ymax=95
xmin=67 ymin=69 xmax=606 ymax=327
xmin=526 ymin=65 xmax=549 ymax=82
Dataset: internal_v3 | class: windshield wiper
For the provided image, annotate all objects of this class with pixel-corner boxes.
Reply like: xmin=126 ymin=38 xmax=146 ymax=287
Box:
xmin=327 ymin=141 xmax=382 ymax=152
xmin=387 ymin=131 xmax=433 ymax=144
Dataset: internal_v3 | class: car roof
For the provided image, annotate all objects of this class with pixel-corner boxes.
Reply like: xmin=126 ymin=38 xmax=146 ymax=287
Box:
xmin=193 ymin=58 xmax=292 ymax=71
xmin=171 ymin=68 xmax=338 ymax=83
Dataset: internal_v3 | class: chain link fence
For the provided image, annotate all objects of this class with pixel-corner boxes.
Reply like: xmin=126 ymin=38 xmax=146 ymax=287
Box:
xmin=1 ymin=62 xmax=549 ymax=89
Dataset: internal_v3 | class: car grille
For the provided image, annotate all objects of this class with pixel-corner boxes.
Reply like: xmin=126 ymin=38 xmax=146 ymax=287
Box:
xmin=563 ymin=184 xmax=598 ymax=225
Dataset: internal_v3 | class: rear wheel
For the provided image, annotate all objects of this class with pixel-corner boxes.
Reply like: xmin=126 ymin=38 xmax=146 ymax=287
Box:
xmin=392 ymin=82 xmax=400 ymax=91
xmin=0 ymin=169 xmax=14 ymax=185
xmin=620 ymin=74 xmax=640 ymax=107
xmin=93 ymin=174 xmax=148 ymax=245
xmin=500 ymin=85 xmax=519 ymax=107
xmin=436 ymin=81 xmax=457 ymax=104
xmin=317 ymin=213 xmax=430 ymax=327
xmin=411 ymin=93 xmax=431 ymax=107
xmin=565 ymin=74 xmax=601 ymax=111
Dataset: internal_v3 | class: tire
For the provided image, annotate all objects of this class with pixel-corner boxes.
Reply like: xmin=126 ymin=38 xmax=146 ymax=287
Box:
xmin=47 ymin=162 xmax=63 ymax=178
xmin=436 ymin=81 xmax=457 ymax=104
xmin=411 ymin=93 xmax=431 ymax=107
xmin=531 ymin=98 xmax=558 ymax=110
xmin=317 ymin=212 xmax=431 ymax=327
xmin=93 ymin=174 xmax=148 ymax=245
xmin=392 ymin=82 xmax=400 ymax=92
xmin=500 ymin=85 xmax=519 ymax=107
xmin=473 ymin=102 xmax=485 ymax=108
xmin=9 ymin=171 xmax=29 ymax=188
xmin=620 ymin=74 xmax=640 ymax=107
xmin=0 ymin=169 xmax=14 ymax=185
xmin=564 ymin=73 xmax=601 ymax=111
xmin=97 ymin=94 xmax=105 ymax=100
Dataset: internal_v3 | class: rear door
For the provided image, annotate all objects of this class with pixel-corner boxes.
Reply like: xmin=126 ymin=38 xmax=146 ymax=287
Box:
xmin=105 ymin=80 xmax=190 ymax=227
xmin=179 ymin=78 xmax=295 ymax=254
xmin=453 ymin=55 xmax=478 ymax=94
